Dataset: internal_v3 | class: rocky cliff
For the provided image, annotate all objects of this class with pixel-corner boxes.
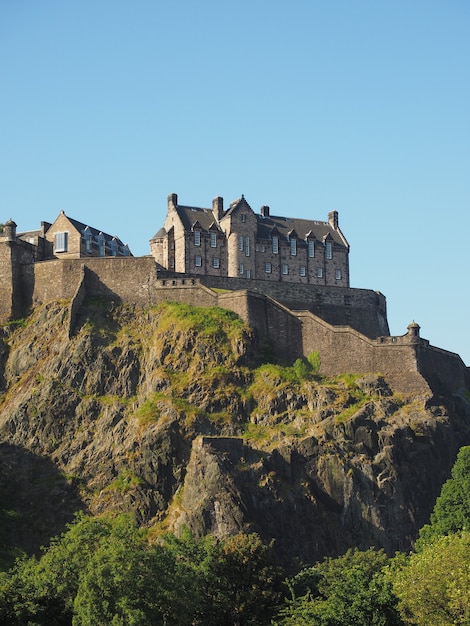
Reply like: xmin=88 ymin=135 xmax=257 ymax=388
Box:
xmin=0 ymin=297 xmax=469 ymax=566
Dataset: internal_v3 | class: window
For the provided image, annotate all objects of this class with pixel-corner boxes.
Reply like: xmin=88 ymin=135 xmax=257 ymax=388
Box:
xmin=272 ymin=236 xmax=279 ymax=254
xmin=238 ymin=235 xmax=244 ymax=251
xmin=308 ymin=240 xmax=315 ymax=258
xmin=299 ymin=266 xmax=306 ymax=277
xmin=210 ymin=232 xmax=217 ymax=247
xmin=195 ymin=256 xmax=202 ymax=267
xmin=82 ymin=228 xmax=92 ymax=252
xmin=246 ymin=269 xmax=251 ymax=278
xmin=281 ymin=264 xmax=288 ymax=275
xmin=241 ymin=214 xmax=246 ymax=223
xmin=212 ymin=257 xmax=220 ymax=268
xmin=110 ymin=240 xmax=118 ymax=256
xmin=238 ymin=263 xmax=244 ymax=275
xmin=245 ymin=237 xmax=250 ymax=256
xmin=97 ymin=234 xmax=105 ymax=257
xmin=317 ymin=267 xmax=323 ymax=278
xmin=335 ymin=269 xmax=342 ymax=280
xmin=54 ymin=232 xmax=68 ymax=252
xmin=265 ymin=262 xmax=272 ymax=273
xmin=326 ymin=241 xmax=332 ymax=259
xmin=290 ymin=237 xmax=297 ymax=256
xmin=194 ymin=231 xmax=201 ymax=246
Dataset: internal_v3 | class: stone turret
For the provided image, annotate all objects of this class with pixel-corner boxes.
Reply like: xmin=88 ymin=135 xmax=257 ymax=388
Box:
xmin=407 ymin=321 xmax=420 ymax=343
xmin=3 ymin=218 xmax=17 ymax=242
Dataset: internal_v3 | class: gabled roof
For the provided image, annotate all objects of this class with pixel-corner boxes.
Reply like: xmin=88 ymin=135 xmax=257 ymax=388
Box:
xmin=64 ymin=215 xmax=127 ymax=247
xmin=173 ymin=205 xmax=223 ymax=232
xmin=159 ymin=195 xmax=348 ymax=249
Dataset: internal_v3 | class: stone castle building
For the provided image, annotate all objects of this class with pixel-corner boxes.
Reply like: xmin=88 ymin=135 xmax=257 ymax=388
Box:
xmin=150 ymin=194 xmax=349 ymax=286
xmin=0 ymin=194 xmax=468 ymax=398
xmin=15 ymin=211 xmax=132 ymax=261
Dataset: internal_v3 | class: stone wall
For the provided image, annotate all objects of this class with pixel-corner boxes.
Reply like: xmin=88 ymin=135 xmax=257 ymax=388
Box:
xmin=198 ymin=274 xmax=388 ymax=338
xmin=0 ymin=253 xmax=467 ymax=398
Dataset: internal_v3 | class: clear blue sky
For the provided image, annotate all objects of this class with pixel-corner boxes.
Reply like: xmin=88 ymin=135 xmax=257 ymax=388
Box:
xmin=1 ymin=1 xmax=469 ymax=364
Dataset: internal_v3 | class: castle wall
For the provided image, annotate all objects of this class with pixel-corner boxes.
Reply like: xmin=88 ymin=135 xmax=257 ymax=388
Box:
xmin=417 ymin=344 xmax=469 ymax=394
xmin=2 ymin=255 xmax=467 ymax=398
xmin=198 ymin=274 xmax=388 ymax=338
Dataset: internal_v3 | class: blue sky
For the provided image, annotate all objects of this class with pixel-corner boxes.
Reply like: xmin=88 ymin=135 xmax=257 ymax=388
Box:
xmin=1 ymin=1 xmax=469 ymax=364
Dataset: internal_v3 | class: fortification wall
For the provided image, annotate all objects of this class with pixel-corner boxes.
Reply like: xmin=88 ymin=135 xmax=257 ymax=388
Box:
xmin=417 ymin=345 xmax=469 ymax=394
xmin=219 ymin=291 xmax=304 ymax=363
xmin=198 ymin=274 xmax=388 ymax=338
xmin=0 ymin=244 xmax=14 ymax=322
xmin=2 ymin=255 xmax=467 ymax=398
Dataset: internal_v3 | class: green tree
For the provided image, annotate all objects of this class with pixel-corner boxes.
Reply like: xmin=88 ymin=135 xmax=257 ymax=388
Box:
xmin=200 ymin=532 xmax=284 ymax=625
xmin=417 ymin=446 xmax=470 ymax=547
xmin=392 ymin=531 xmax=470 ymax=626
xmin=276 ymin=548 xmax=404 ymax=626
xmin=0 ymin=514 xmax=200 ymax=625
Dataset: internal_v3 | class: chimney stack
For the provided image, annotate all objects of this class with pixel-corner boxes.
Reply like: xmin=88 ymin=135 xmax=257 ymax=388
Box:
xmin=261 ymin=205 xmax=270 ymax=217
xmin=168 ymin=193 xmax=178 ymax=209
xmin=328 ymin=210 xmax=339 ymax=229
xmin=212 ymin=196 xmax=224 ymax=221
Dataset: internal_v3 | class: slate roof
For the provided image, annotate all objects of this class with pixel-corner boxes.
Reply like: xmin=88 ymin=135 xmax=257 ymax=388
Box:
xmin=66 ymin=216 xmax=126 ymax=245
xmin=255 ymin=214 xmax=346 ymax=246
xmin=175 ymin=206 xmax=222 ymax=232
xmin=159 ymin=197 xmax=348 ymax=248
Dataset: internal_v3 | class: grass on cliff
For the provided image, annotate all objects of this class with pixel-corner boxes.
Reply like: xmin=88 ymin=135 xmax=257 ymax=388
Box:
xmin=155 ymin=301 xmax=246 ymax=339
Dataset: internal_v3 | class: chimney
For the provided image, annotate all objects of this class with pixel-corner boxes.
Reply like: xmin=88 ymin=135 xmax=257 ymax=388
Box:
xmin=261 ymin=205 xmax=270 ymax=217
xmin=328 ymin=210 xmax=339 ymax=229
xmin=212 ymin=196 xmax=224 ymax=221
xmin=168 ymin=193 xmax=178 ymax=209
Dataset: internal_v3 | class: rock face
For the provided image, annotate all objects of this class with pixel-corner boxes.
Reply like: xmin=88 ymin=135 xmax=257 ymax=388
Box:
xmin=0 ymin=298 xmax=469 ymax=565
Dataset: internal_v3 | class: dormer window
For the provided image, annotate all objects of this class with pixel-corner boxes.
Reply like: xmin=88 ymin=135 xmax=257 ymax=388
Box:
xmin=290 ymin=237 xmax=297 ymax=256
xmin=308 ymin=240 xmax=315 ymax=258
xmin=194 ymin=231 xmax=201 ymax=246
xmin=97 ymin=233 xmax=105 ymax=257
xmin=272 ymin=236 xmax=279 ymax=254
xmin=326 ymin=241 xmax=332 ymax=259
xmin=82 ymin=227 xmax=92 ymax=252
xmin=210 ymin=232 xmax=217 ymax=248
xmin=110 ymin=239 xmax=118 ymax=256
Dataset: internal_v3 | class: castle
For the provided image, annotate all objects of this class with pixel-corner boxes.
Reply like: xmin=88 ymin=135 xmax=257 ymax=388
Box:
xmin=0 ymin=194 xmax=468 ymax=398
xmin=150 ymin=194 xmax=349 ymax=286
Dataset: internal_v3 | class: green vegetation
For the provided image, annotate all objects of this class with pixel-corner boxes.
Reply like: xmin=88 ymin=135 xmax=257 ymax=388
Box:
xmin=156 ymin=301 xmax=246 ymax=339
xmin=0 ymin=515 xmax=284 ymax=625
xmin=416 ymin=445 xmax=470 ymax=546
xmin=277 ymin=548 xmax=403 ymax=625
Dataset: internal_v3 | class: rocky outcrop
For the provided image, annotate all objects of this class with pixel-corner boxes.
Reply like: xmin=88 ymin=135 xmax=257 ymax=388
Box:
xmin=0 ymin=298 xmax=469 ymax=565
